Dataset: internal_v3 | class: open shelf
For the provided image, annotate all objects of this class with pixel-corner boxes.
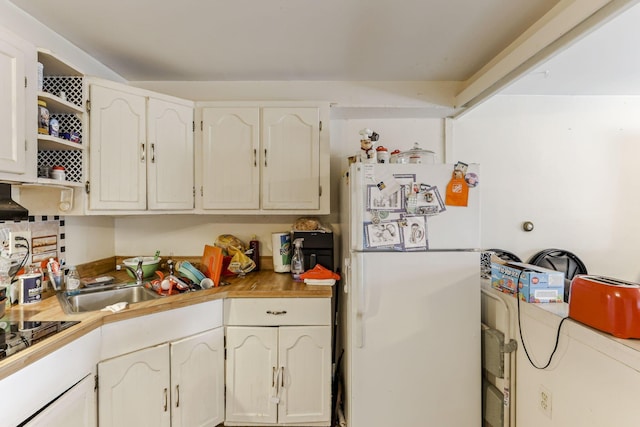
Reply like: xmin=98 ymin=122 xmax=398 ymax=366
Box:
xmin=37 ymin=134 xmax=84 ymax=151
xmin=38 ymin=91 xmax=84 ymax=114
xmin=37 ymin=49 xmax=83 ymax=77
xmin=36 ymin=177 xmax=84 ymax=188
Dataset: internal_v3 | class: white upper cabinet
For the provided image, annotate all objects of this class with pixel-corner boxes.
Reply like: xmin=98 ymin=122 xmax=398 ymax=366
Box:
xmin=147 ymin=98 xmax=194 ymax=210
xmin=197 ymin=101 xmax=330 ymax=214
xmin=201 ymin=107 xmax=260 ymax=210
xmin=88 ymin=79 xmax=194 ymax=212
xmin=89 ymin=82 xmax=147 ymax=210
xmin=261 ymin=107 xmax=320 ymax=210
xmin=36 ymin=49 xmax=86 ymax=188
xmin=0 ymin=30 xmax=33 ymax=178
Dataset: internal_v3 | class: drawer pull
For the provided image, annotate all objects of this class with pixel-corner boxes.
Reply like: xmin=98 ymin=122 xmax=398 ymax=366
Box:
xmin=266 ymin=310 xmax=287 ymax=316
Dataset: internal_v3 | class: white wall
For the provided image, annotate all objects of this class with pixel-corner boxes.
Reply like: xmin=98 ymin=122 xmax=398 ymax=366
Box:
xmin=454 ymin=94 xmax=640 ymax=282
xmin=131 ymin=80 xmax=460 ymax=116
xmin=64 ymin=216 xmax=115 ymax=266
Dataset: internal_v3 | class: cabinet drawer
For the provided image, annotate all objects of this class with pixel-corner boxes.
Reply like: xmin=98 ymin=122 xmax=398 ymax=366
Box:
xmin=224 ymin=298 xmax=330 ymax=326
xmin=101 ymin=299 xmax=223 ymax=360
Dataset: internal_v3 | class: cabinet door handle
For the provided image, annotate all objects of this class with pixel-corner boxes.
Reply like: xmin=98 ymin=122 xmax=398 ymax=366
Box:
xmin=266 ymin=310 xmax=287 ymax=315
xmin=281 ymin=366 xmax=285 ymax=387
xmin=254 ymin=149 xmax=257 ymax=167
xmin=264 ymin=148 xmax=267 ymax=167
xmin=176 ymin=384 xmax=180 ymax=407
xmin=272 ymin=366 xmax=276 ymax=387
xmin=163 ymin=387 xmax=168 ymax=412
xmin=151 ymin=143 xmax=156 ymax=163
xmin=140 ymin=143 xmax=146 ymax=162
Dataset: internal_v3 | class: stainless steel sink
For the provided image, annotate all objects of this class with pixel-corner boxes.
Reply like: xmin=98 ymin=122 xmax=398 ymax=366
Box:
xmin=57 ymin=283 xmax=161 ymax=314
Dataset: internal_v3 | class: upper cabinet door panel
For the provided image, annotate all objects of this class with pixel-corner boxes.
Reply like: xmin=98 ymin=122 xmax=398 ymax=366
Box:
xmin=0 ymin=38 xmax=26 ymax=175
xmin=261 ymin=107 xmax=319 ymax=210
xmin=89 ymin=84 xmax=146 ymax=210
xmin=201 ymin=107 xmax=260 ymax=210
xmin=147 ymin=98 xmax=194 ymax=210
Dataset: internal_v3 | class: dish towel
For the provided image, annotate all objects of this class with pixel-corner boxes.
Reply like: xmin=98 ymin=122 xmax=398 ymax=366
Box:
xmin=303 ymin=278 xmax=336 ymax=286
xmin=101 ymin=302 xmax=128 ymax=312
xmin=299 ymin=264 xmax=341 ymax=281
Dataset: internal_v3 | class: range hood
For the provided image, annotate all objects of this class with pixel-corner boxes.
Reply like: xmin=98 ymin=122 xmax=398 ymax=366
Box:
xmin=0 ymin=183 xmax=29 ymax=221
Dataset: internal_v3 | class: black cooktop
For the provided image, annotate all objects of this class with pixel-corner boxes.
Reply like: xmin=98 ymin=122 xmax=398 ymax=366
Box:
xmin=0 ymin=320 xmax=80 ymax=360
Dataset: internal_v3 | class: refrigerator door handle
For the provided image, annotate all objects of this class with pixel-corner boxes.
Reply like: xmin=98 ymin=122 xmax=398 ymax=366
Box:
xmin=354 ymin=253 xmax=365 ymax=348
xmin=343 ymin=257 xmax=350 ymax=294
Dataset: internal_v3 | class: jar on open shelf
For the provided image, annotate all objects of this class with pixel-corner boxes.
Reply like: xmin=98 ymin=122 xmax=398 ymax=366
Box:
xmin=51 ymin=165 xmax=66 ymax=181
xmin=38 ymin=100 xmax=50 ymax=135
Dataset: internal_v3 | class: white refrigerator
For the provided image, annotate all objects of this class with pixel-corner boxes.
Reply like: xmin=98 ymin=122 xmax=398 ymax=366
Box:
xmin=339 ymin=162 xmax=481 ymax=426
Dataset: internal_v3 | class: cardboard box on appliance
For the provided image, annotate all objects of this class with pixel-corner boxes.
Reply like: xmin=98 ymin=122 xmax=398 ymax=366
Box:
xmin=491 ymin=261 xmax=565 ymax=303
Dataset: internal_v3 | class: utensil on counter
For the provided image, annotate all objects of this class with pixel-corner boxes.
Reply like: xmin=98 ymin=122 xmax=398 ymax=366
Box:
xmin=200 ymin=278 xmax=214 ymax=289
xmin=202 ymin=245 xmax=224 ymax=286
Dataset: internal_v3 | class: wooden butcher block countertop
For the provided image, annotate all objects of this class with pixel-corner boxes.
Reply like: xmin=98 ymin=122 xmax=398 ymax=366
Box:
xmin=0 ymin=269 xmax=333 ymax=379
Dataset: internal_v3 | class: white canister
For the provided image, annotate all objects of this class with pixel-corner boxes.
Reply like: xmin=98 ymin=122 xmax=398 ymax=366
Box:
xmin=51 ymin=166 xmax=66 ymax=181
xmin=272 ymin=232 xmax=292 ymax=273
xmin=376 ymin=147 xmax=390 ymax=163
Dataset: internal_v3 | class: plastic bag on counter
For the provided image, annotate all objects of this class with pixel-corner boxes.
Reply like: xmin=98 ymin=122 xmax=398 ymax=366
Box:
xmin=215 ymin=234 xmax=247 ymax=255
xmin=215 ymin=234 xmax=255 ymax=275
xmin=291 ymin=217 xmax=332 ymax=232
xmin=227 ymin=251 xmax=256 ymax=275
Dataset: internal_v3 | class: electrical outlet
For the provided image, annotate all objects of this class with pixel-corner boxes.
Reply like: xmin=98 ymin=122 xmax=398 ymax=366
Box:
xmin=9 ymin=231 xmax=31 ymax=255
xmin=538 ymin=385 xmax=552 ymax=419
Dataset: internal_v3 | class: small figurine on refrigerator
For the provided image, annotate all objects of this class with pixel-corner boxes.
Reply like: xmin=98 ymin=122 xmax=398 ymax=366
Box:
xmin=359 ymin=128 xmax=380 ymax=163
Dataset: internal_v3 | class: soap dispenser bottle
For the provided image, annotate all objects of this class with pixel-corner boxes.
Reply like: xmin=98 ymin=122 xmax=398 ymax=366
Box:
xmin=291 ymin=238 xmax=305 ymax=280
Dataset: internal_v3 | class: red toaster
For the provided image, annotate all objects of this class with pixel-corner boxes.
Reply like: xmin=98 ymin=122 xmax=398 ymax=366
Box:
xmin=569 ymin=275 xmax=640 ymax=339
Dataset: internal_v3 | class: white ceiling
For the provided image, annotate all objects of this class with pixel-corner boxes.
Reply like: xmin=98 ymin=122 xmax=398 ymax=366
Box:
xmin=10 ymin=0 xmax=561 ymax=82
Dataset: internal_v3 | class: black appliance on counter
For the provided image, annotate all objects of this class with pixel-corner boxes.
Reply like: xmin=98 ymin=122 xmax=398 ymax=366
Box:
xmin=0 ymin=320 xmax=79 ymax=360
xmin=292 ymin=231 xmax=334 ymax=271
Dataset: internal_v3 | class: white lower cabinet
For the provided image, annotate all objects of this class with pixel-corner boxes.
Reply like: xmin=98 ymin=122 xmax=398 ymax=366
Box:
xmin=98 ymin=327 xmax=224 ymax=427
xmin=24 ymin=373 xmax=96 ymax=427
xmin=224 ymin=298 xmax=332 ymax=426
xmin=0 ymin=329 xmax=100 ymax=427
xmin=171 ymin=328 xmax=225 ymax=427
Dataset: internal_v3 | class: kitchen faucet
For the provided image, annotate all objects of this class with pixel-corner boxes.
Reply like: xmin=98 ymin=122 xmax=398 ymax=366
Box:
xmin=116 ymin=258 xmax=144 ymax=286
